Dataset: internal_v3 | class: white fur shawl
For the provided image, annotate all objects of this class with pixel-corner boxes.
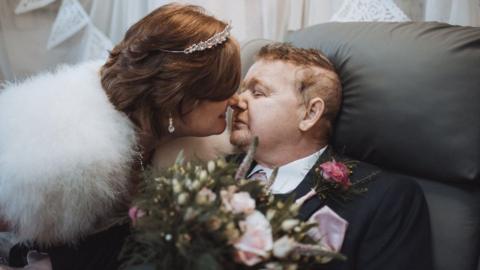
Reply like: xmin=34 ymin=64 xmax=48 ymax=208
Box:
xmin=0 ymin=61 xmax=137 ymax=246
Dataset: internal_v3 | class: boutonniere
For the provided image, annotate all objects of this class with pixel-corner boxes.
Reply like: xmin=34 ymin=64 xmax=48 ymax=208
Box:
xmin=296 ymin=158 xmax=378 ymax=206
xmin=318 ymin=160 xmax=352 ymax=189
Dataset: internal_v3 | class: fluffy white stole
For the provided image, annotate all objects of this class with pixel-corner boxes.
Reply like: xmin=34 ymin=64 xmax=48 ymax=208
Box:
xmin=0 ymin=61 xmax=137 ymax=246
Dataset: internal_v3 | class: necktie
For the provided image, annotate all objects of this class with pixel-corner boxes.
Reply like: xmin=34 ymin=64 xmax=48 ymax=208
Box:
xmin=248 ymin=169 xmax=268 ymax=182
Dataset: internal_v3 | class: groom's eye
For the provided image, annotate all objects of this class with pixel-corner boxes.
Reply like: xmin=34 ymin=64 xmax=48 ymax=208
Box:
xmin=252 ymin=88 xmax=266 ymax=97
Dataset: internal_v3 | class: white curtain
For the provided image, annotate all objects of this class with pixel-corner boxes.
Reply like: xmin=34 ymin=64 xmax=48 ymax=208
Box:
xmin=425 ymin=0 xmax=480 ymax=26
xmin=89 ymin=0 xmax=170 ymax=44
xmin=1 ymin=0 xmax=479 ymax=83
xmin=173 ymin=0 xmax=292 ymax=42
xmin=0 ymin=0 xmax=84 ymax=82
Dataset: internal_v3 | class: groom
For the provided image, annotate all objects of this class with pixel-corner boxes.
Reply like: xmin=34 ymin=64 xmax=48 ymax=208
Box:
xmin=229 ymin=43 xmax=433 ymax=270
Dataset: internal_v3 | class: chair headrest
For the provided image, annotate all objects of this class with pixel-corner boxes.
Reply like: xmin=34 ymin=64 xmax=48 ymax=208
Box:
xmin=283 ymin=22 xmax=480 ymax=183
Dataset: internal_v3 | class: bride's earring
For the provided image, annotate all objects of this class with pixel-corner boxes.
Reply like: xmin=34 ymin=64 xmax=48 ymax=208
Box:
xmin=168 ymin=114 xmax=175 ymax=134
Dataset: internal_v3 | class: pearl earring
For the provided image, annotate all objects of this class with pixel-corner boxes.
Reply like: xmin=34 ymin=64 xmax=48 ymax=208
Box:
xmin=168 ymin=114 xmax=175 ymax=134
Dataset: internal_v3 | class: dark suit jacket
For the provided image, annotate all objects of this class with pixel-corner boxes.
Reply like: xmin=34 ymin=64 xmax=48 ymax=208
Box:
xmin=241 ymin=147 xmax=434 ymax=270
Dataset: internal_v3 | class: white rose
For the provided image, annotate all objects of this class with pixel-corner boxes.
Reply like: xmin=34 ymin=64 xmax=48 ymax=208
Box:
xmin=272 ymin=236 xmax=295 ymax=258
xmin=281 ymin=219 xmax=299 ymax=232
xmin=207 ymin=160 xmax=216 ymax=173
xmin=172 ymin=178 xmax=182 ymax=193
xmin=198 ymin=170 xmax=208 ymax=181
xmin=177 ymin=193 xmax=189 ymax=205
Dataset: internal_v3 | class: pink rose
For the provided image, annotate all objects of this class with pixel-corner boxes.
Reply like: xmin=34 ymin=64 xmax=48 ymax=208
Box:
xmin=221 ymin=190 xmax=256 ymax=215
xmin=128 ymin=206 xmax=146 ymax=226
xmin=235 ymin=249 xmax=263 ymax=266
xmin=319 ymin=161 xmax=351 ymax=189
xmin=230 ymin=192 xmax=256 ymax=214
xmin=308 ymin=206 xmax=348 ymax=256
xmin=234 ymin=211 xmax=273 ymax=266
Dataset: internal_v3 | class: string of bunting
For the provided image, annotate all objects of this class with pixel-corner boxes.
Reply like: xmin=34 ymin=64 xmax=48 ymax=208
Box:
xmin=14 ymin=0 xmax=113 ymax=60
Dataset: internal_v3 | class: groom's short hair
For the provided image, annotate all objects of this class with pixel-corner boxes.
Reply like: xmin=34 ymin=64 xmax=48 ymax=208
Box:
xmin=255 ymin=43 xmax=342 ymax=140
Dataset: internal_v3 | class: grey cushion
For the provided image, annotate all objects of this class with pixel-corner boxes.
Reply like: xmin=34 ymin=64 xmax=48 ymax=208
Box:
xmin=240 ymin=39 xmax=272 ymax=78
xmin=288 ymin=22 xmax=480 ymax=184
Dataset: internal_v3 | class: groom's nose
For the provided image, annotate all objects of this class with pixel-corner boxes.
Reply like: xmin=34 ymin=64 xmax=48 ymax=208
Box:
xmin=229 ymin=93 xmax=247 ymax=111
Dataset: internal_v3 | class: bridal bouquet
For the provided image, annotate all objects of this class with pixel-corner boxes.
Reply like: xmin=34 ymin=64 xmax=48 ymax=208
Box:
xmin=121 ymin=140 xmax=346 ymax=270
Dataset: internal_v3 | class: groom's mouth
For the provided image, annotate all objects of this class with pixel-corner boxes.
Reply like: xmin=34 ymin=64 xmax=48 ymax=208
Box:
xmin=233 ymin=119 xmax=248 ymax=129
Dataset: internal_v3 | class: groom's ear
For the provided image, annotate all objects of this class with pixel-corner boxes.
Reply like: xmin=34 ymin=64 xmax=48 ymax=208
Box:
xmin=299 ymin=97 xmax=325 ymax=132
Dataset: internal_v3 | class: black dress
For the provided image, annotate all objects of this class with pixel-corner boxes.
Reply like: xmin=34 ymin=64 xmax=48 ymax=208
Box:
xmin=9 ymin=223 xmax=130 ymax=270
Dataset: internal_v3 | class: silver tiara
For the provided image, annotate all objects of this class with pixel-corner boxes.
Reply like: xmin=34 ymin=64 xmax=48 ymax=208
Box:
xmin=160 ymin=23 xmax=232 ymax=54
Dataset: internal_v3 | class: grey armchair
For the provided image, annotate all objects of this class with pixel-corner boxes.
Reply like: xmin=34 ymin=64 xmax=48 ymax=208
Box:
xmin=240 ymin=22 xmax=480 ymax=270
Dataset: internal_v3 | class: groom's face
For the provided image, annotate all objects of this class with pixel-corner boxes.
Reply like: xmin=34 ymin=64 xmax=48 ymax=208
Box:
xmin=230 ymin=60 xmax=305 ymax=151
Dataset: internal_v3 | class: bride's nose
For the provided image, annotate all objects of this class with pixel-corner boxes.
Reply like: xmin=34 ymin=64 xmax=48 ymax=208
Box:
xmin=227 ymin=94 xmax=239 ymax=106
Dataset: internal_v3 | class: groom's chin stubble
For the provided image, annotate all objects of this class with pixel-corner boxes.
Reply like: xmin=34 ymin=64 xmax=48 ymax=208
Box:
xmin=229 ymin=130 xmax=252 ymax=149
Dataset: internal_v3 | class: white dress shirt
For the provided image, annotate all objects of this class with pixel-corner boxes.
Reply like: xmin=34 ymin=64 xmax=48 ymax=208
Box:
xmin=248 ymin=146 xmax=327 ymax=194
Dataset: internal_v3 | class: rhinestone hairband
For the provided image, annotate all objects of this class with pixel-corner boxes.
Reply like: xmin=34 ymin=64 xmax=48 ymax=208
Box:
xmin=159 ymin=23 xmax=232 ymax=54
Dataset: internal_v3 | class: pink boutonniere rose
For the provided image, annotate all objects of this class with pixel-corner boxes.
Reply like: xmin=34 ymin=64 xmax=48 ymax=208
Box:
xmin=301 ymin=156 xmax=376 ymax=206
xmin=319 ymin=160 xmax=351 ymax=189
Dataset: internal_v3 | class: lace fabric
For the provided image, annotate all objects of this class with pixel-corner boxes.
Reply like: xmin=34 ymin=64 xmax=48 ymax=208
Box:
xmin=331 ymin=0 xmax=410 ymax=22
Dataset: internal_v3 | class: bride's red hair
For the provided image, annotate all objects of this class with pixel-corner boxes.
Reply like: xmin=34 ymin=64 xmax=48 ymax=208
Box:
xmin=101 ymin=3 xmax=241 ymax=138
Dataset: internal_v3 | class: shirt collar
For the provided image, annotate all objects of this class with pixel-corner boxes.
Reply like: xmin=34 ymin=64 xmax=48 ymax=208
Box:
xmin=249 ymin=146 xmax=327 ymax=194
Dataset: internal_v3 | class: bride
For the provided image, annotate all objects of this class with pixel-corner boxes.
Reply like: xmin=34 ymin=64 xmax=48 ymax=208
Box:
xmin=0 ymin=3 xmax=239 ymax=270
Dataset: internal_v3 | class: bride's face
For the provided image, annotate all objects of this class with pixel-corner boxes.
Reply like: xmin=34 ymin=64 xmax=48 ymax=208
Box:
xmin=179 ymin=98 xmax=234 ymax=136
